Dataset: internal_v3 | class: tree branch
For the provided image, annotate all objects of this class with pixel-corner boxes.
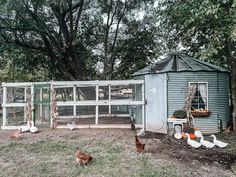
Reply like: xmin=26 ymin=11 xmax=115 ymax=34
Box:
xmin=68 ymin=0 xmax=74 ymax=44
xmin=109 ymin=1 xmax=127 ymax=78
xmin=0 ymin=26 xmax=36 ymax=32
xmin=74 ymin=0 xmax=84 ymax=39
xmin=50 ymin=4 xmax=70 ymax=45
xmin=62 ymin=0 xmax=84 ymax=16
xmin=40 ymin=34 xmax=74 ymax=79
xmin=0 ymin=32 xmax=45 ymax=51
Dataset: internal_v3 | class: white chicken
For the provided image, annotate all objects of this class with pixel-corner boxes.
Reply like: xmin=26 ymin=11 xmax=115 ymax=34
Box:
xmin=185 ymin=133 xmax=201 ymax=148
xmin=19 ymin=123 xmax=30 ymax=133
xmin=210 ymin=135 xmax=228 ymax=148
xmin=67 ymin=121 xmax=76 ymax=130
xmin=30 ymin=121 xmax=38 ymax=133
xmin=194 ymin=130 xmax=202 ymax=138
xmin=199 ymin=135 xmax=215 ymax=148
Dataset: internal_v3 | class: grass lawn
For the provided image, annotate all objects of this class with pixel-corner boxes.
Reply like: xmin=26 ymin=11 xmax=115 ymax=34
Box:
xmin=0 ymin=129 xmax=235 ymax=177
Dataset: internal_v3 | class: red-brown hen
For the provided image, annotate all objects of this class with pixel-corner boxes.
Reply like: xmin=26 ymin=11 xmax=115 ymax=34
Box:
xmin=75 ymin=147 xmax=93 ymax=166
xmin=135 ymin=135 xmax=145 ymax=153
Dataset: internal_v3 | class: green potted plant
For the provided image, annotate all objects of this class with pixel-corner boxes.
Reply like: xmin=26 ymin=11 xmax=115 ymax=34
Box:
xmin=173 ymin=109 xmax=187 ymax=119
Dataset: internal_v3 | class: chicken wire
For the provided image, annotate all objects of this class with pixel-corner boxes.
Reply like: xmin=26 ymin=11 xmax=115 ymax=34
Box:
xmin=1 ymin=80 xmax=144 ymax=129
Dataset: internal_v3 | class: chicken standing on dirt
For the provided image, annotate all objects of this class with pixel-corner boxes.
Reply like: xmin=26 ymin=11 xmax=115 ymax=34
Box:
xmin=75 ymin=147 xmax=93 ymax=166
xmin=135 ymin=135 xmax=145 ymax=153
xmin=10 ymin=131 xmax=22 ymax=140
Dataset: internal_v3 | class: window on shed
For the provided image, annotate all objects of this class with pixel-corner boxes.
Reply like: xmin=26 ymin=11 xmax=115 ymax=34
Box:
xmin=189 ymin=82 xmax=208 ymax=111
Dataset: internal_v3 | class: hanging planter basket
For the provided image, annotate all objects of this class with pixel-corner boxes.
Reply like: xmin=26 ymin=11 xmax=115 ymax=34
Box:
xmin=191 ymin=110 xmax=212 ymax=117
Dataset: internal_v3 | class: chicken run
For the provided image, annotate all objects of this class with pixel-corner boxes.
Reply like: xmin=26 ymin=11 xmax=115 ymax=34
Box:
xmin=1 ymin=80 xmax=144 ymax=129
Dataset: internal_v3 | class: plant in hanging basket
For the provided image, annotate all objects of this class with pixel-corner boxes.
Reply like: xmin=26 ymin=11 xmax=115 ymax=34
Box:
xmin=173 ymin=109 xmax=187 ymax=119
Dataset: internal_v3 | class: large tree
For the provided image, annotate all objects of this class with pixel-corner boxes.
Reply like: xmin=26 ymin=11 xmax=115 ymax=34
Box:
xmin=0 ymin=0 xmax=156 ymax=81
xmin=91 ymin=0 xmax=156 ymax=80
xmin=157 ymin=0 xmax=236 ymax=130
xmin=0 ymin=0 xmax=96 ymax=80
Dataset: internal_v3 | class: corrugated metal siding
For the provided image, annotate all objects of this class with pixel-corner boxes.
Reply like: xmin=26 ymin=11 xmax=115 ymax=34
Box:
xmin=168 ymin=72 xmax=230 ymax=134
xmin=193 ymin=118 xmax=220 ymax=134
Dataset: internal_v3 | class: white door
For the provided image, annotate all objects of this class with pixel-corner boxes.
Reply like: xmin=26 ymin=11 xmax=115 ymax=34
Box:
xmin=145 ymin=74 xmax=167 ymax=133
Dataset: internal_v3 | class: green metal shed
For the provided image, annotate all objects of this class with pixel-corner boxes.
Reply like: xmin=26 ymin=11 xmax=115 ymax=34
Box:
xmin=133 ymin=52 xmax=230 ymax=134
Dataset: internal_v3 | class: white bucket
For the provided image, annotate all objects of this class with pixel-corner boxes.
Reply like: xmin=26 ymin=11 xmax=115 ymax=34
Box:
xmin=174 ymin=124 xmax=182 ymax=133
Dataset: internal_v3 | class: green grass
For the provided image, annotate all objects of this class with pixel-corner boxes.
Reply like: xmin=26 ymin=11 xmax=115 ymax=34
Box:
xmin=0 ymin=133 xmax=179 ymax=177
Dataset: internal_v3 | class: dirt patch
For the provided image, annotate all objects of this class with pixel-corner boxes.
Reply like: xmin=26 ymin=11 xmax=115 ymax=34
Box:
xmin=143 ymin=131 xmax=236 ymax=170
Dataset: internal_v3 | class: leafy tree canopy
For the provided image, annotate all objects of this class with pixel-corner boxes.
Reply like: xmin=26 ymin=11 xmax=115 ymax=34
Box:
xmin=0 ymin=0 xmax=156 ymax=81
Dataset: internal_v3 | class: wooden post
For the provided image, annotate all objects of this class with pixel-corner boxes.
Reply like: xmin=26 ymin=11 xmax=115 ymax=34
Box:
xmin=24 ymin=87 xmax=27 ymax=122
xmin=108 ymin=84 xmax=111 ymax=115
xmin=40 ymin=87 xmax=43 ymax=119
xmin=25 ymin=89 xmax=32 ymax=127
xmin=31 ymin=85 xmax=35 ymax=126
xmin=51 ymin=82 xmax=58 ymax=129
xmin=2 ymin=86 xmax=7 ymax=126
xmin=141 ymin=83 xmax=145 ymax=129
xmin=73 ymin=85 xmax=76 ymax=117
xmin=50 ymin=81 xmax=53 ymax=128
xmin=95 ymin=85 xmax=99 ymax=124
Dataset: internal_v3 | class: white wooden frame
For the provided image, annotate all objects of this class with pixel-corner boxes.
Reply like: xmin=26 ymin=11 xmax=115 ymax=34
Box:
xmin=1 ymin=80 xmax=145 ymax=129
xmin=188 ymin=82 xmax=208 ymax=110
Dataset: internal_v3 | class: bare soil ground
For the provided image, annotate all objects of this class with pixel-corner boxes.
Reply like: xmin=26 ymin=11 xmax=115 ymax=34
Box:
xmin=0 ymin=128 xmax=235 ymax=177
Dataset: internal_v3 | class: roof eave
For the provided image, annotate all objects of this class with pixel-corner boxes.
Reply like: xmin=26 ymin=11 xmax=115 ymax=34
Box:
xmin=133 ymin=70 xmax=230 ymax=77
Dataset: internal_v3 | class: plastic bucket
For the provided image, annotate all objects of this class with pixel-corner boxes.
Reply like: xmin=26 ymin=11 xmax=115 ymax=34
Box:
xmin=174 ymin=124 xmax=182 ymax=133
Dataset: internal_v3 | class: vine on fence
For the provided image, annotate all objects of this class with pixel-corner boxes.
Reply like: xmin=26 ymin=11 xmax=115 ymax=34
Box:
xmin=51 ymin=87 xmax=58 ymax=129
xmin=24 ymin=91 xmax=32 ymax=127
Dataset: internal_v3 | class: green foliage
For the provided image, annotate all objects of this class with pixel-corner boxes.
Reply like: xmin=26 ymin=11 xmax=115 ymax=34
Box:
xmin=0 ymin=45 xmax=49 ymax=82
xmin=157 ymin=0 xmax=235 ymax=68
xmin=0 ymin=0 xmax=157 ymax=81
xmin=114 ymin=30 xmax=156 ymax=79
xmin=173 ymin=109 xmax=187 ymax=119
xmin=0 ymin=0 xmax=98 ymax=80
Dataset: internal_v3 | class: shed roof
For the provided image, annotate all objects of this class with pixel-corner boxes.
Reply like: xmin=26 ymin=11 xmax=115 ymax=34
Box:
xmin=133 ymin=52 xmax=229 ymax=76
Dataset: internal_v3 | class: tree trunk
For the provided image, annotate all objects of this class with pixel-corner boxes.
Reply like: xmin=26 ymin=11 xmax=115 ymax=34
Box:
xmin=232 ymin=60 xmax=236 ymax=131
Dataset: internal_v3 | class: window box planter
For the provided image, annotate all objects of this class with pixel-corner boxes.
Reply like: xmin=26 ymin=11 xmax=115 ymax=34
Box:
xmin=191 ymin=110 xmax=211 ymax=117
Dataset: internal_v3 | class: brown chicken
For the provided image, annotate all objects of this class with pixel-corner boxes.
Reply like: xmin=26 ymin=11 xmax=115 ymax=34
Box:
xmin=75 ymin=147 xmax=93 ymax=166
xmin=135 ymin=135 xmax=145 ymax=153
xmin=10 ymin=131 xmax=22 ymax=140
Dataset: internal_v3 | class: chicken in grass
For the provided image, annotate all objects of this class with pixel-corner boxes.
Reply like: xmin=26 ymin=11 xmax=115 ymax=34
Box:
xmin=135 ymin=135 xmax=145 ymax=153
xmin=10 ymin=130 xmax=22 ymax=140
xmin=75 ymin=147 xmax=93 ymax=166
